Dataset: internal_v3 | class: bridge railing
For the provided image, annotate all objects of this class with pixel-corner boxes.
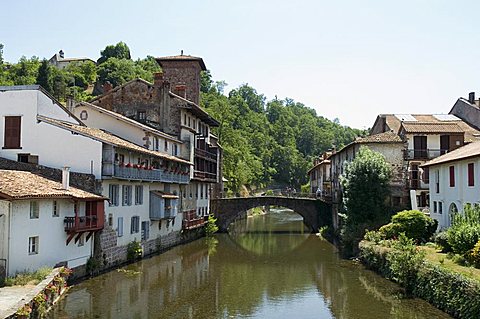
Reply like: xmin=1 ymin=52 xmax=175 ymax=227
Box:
xmin=212 ymin=192 xmax=332 ymax=201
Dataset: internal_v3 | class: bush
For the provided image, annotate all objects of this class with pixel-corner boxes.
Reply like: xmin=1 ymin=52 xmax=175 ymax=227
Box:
xmin=434 ymin=231 xmax=452 ymax=253
xmin=205 ymin=214 xmax=219 ymax=236
xmin=466 ymin=240 xmax=480 ymax=268
xmin=127 ymin=240 xmax=143 ymax=261
xmin=379 ymin=210 xmax=437 ymax=242
xmin=447 ymin=204 xmax=480 ymax=255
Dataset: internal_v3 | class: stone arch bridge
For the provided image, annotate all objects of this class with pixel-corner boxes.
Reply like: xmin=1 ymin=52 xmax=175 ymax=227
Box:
xmin=210 ymin=196 xmax=333 ymax=233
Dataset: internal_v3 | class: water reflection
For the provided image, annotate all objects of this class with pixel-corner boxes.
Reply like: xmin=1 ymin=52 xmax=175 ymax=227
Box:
xmin=50 ymin=209 xmax=451 ymax=319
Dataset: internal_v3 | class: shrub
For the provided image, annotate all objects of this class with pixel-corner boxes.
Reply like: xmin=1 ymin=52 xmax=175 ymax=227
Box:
xmin=127 ymin=240 xmax=143 ymax=261
xmin=466 ymin=240 xmax=480 ymax=268
xmin=386 ymin=233 xmax=426 ymax=294
xmin=434 ymin=231 xmax=452 ymax=253
xmin=447 ymin=204 xmax=480 ymax=255
xmin=205 ymin=214 xmax=219 ymax=236
xmin=379 ymin=210 xmax=437 ymax=242
xmin=363 ymin=230 xmax=384 ymax=244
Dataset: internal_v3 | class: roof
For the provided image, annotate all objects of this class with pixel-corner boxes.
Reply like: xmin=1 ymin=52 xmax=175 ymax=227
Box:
xmin=307 ymin=159 xmax=331 ymax=174
xmin=89 ymin=78 xmax=153 ymax=103
xmin=58 ymin=57 xmax=95 ymax=63
xmin=401 ymin=122 xmax=464 ymax=134
xmin=0 ymin=85 xmax=84 ymax=125
xmin=75 ymin=101 xmax=182 ymax=143
xmin=37 ymin=115 xmax=192 ymax=165
xmin=0 ymin=170 xmax=104 ymax=200
xmin=422 ymin=141 xmax=480 ymax=167
xmin=156 ymin=54 xmax=206 ymax=70
xmin=169 ymin=92 xmax=220 ymax=127
xmin=356 ymin=131 xmax=403 ymax=143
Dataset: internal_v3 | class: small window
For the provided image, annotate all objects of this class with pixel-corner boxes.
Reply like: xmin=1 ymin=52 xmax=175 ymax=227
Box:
xmin=117 ymin=217 xmax=124 ymax=237
xmin=137 ymin=110 xmax=146 ymax=121
xmin=435 ymin=170 xmax=440 ymax=193
xmin=52 ymin=201 xmax=59 ymax=217
xmin=184 ymin=114 xmax=187 ymax=125
xmin=131 ymin=216 xmax=140 ymax=234
xmin=433 ymin=201 xmax=437 ymax=213
xmin=29 ymin=236 xmax=39 ymax=254
xmin=200 ymin=184 xmax=204 ymax=199
xmin=154 ymin=137 xmax=159 ymax=151
xmin=468 ymin=163 xmax=475 ymax=187
xmin=188 ymin=116 xmax=191 ymax=127
xmin=449 ymin=166 xmax=455 ymax=187
xmin=196 ymin=184 xmax=199 ymax=199
xmin=135 ymin=185 xmax=143 ymax=205
xmin=141 ymin=221 xmax=149 ymax=240
xmin=30 ymin=201 xmax=39 ymax=219
xmin=164 ymin=140 xmax=168 ymax=152
xmin=3 ymin=116 xmax=21 ymax=149
xmin=108 ymin=213 xmax=113 ymax=227
xmin=109 ymin=184 xmax=119 ymax=206
xmin=439 ymin=202 xmax=443 ymax=214
xmin=123 ymin=185 xmax=132 ymax=206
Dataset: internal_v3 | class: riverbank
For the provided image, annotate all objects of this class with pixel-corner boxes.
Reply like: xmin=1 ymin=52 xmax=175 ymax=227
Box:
xmin=359 ymin=240 xmax=480 ymax=318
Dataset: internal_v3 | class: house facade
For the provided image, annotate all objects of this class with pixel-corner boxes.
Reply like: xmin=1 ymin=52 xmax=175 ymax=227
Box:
xmin=0 ymin=170 xmax=105 ymax=277
xmin=307 ymin=152 xmax=331 ymax=198
xmin=49 ymin=50 xmax=95 ymax=69
xmin=423 ymin=141 xmax=480 ymax=230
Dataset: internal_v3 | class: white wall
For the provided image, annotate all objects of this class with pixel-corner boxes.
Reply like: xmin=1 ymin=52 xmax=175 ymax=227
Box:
xmin=7 ymin=199 xmax=93 ymax=276
xmin=0 ymin=89 xmax=103 ymax=178
xmin=0 ymin=200 xmax=10 ymax=268
xmin=429 ymin=157 xmax=480 ymax=230
xmin=406 ymin=134 xmax=440 ymax=150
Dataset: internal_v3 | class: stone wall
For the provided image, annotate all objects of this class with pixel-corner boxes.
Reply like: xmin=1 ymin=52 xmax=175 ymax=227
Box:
xmin=0 ymin=156 xmax=100 ymax=193
xmin=160 ymin=60 xmax=202 ymax=105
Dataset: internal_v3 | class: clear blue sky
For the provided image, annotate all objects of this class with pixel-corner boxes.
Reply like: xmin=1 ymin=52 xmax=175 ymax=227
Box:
xmin=2 ymin=0 xmax=480 ymax=129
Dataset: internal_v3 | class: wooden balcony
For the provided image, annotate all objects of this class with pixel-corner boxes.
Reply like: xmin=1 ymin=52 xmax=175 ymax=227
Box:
xmin=194 ymin=148 xmax=217 ymax=162
xmin=64 ymin=201 xmax=105 ymax=245
xmin=183 ymin=217 xmax=206 ymax=230
xmin=108 ymin=164 xmax=190 ymax=184
xmin=193 ymin=170 xmax=217 ymax=182
xmin=404 ymin=149 xmax=446 ymax=160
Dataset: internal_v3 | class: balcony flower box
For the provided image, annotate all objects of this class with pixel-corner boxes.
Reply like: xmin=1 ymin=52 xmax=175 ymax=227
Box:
xmin=125 ymin=163 xmax=132 ymax=168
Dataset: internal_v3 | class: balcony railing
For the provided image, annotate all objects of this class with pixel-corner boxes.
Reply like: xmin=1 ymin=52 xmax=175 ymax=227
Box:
xmin=112 ymin=164 xmax=190 ymax=184
xmin=404 ymin=149 xmax=447 ymax=160
xmin=194 ymin=148 xmax=217 ymax=162
xmin=183 ymin=217 xmax=206 ymax=230
xmin=64 ymin=215 xmax=104 ymax=232
xmin=193 ymin=170 xmax=217 ymax=182
xmin=407 ymin=178 xmax=429 ymax=190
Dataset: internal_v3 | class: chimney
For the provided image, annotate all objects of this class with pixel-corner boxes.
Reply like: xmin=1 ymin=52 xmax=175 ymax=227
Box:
xmin=469 ymin=92 xmax=475 ymax=104
xmin=59 ymin=50 xmax=64 ymax=59
xmin=103 ymin=81 xmax=112 ymax=93
xmin=62 ymin=166 xmax=70 ymax=190
xmin=174 ymin=85 xmax=187 ymax=98
xmin=153 ymin=72 xmax=164 ymax=87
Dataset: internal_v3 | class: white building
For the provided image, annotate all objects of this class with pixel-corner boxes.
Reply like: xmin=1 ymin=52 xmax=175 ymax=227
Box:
xmin=0 ymin=170 xmax=105 ymax=277
xmin=307 ymin=152 xmax=331 ymax=198
xmin=49 ymin=50 xmax=95 ymax=69
xmin=423 ymin=141 xmax=480 ymax=230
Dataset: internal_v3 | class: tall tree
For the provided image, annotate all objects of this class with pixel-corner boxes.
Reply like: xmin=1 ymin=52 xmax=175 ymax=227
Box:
xmin=97 ymin=41 xmax=131 ymax=64
xmin=36 ymin=59 xmax=53 ymax=92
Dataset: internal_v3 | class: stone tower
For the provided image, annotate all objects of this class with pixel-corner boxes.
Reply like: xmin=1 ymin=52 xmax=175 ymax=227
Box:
xmin=156 ymin=53 xmax=206 ymax=105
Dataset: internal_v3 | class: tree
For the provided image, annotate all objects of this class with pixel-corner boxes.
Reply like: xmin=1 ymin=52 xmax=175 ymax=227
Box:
xmin=36 ymin=59 xmax=53 ymax=92
xmin=0 ymin=43 xmax=4 ymax=65
xmin=97 ymin=41 xmax=131 ymax=64
xmin=340 ymin=146 xmax=392 ymax=255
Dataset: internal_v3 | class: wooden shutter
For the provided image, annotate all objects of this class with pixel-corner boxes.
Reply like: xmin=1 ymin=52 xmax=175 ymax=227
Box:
xmin=4 ymin=116 xmax=21 ymax=149
xmin=468 ymin=163 xmax=475 ymax=187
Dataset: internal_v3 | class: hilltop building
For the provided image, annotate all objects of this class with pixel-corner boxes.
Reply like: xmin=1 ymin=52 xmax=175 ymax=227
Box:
xmin=49 ymin=50 xmax=95 ymax=69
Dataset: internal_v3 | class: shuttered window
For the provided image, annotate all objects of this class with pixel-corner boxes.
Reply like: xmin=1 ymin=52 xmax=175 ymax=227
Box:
xmin=3 ymin=116 xmax=21 ymax=149
xmin=449 ymin=166 xmax=455 ymax=187
xmin=468 ymin=163 xmax=475 ymax=187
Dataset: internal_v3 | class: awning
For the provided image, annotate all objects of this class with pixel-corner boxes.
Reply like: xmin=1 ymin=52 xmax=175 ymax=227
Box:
xmin=150 ymin=190 xmax=179 ymax=199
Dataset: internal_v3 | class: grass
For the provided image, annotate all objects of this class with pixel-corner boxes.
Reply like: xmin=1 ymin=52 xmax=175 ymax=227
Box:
xmin=420 ymin=245 xmax=480 ymax=282
xmin=3 ymin=267 xmax=53 ymax=286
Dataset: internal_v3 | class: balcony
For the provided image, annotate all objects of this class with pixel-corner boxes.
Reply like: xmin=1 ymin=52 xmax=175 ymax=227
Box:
xmin=193 ymin=170 xmax=217 ymax=182
xmin=111 ymin=164 xmax=190 ymax=184
xmin=64 ymin=215 xmax=103 ymax=232
xmin=183 ymin=217 xmax=206 ymax=230
xmin=194 ymin=148 xmax=217 ymax=162
xmin=404 ymin=149 xmax=446 ymax=160
xmin=407 ymin=178 xmax=429 ymax=190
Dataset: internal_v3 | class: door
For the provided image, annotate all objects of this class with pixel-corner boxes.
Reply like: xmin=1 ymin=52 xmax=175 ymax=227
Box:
xmin=440 ymin=135 xmax=449 ymax=155
xmin=413 ymin=136 xmax=427 ymax=159
xmin=411 ymin=164 xmax=419 ymax=189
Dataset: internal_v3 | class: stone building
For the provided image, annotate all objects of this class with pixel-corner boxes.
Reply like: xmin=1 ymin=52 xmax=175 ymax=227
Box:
xmin=49 ymin=50 xmax=95 ymax=69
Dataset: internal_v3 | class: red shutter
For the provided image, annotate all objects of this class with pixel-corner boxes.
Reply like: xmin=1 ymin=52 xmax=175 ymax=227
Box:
xmin=3 ymin=116 xmax=21 ymax=149
xmin=468 ymin=163 xmax=475 ymax=187
xmin=449 ymin=166 xmax=455 ymax=187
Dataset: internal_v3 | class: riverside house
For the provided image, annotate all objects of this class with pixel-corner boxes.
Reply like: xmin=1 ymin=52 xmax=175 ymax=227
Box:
xmin=307 ymin=151 xmax=332 ymax=199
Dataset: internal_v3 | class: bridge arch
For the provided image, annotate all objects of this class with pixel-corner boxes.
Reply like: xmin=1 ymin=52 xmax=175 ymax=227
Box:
xmin=210 ymin=196 xmax=332 ymax=233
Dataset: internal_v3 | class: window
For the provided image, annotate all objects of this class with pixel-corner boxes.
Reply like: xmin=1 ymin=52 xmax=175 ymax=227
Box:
xmin=184 ymin=114 xmax=187 ymax=125
xmin=196 ymin=184 xmax=199 ymax=199
xmin=433 ymin=201 xmax=437 ymax=213
xmin=468 ymin=163 xmax=475 ymax=187
xmin=108 ymin=214 xmax=113 ymax=227
xmin=154 ymin=137 xmax=159 ymax=151
xmin=141 ymin=221 xmax=149 ymax=240
xmin=137 ymin=110 xmax=146 ymax=121
xmin=449 ymin=166 xmax=455 ymax=187
xmin=173 ymin=144 xmax=178 ymax=156
xmin=422 ymin=167 xmax=429 ymax=184
xmin=123 ymin=185 xmax=132 ymax=206
xmin=200 ymin=184 xmax=204 ymax=199
xmin=188 ymin=116 xmax=191 ymax=127
xmin=3 ymin=116 xmax=21 ymax=149
xmin=439 ymin=202 xmax=443 ymax=214
xmin=29 ymin=236 xmax=39 ymax=254
xmin=435 ymin=170 xmax=440 ymax=193
xmin=131 ymin=216 xmax=140 ymax=234
xmin=135 ymin=185 xmax=143 ymax=205
xmin=117 ymin=217 xmax=124 ymax=237
xmin=109 ymin=184 xmax=119 ymax=206
xmin=52 ymin=201 xmax=59 ymax=217
xmin=30 ymin=201 xmax=39 ymax=219
xmin=164 ymin=140 xmax=168 ymax=151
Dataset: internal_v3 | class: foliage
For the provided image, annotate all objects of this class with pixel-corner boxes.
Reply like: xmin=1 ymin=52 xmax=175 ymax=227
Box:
xmin=339 ymin=147 xmax=392 ymax=256
xmin=265 ymin=189 xmax=274 ymax=196
xmin=97 ymin=41 xmax=131 ymax=64
xmin=300 ymin=182 xmax=310 ymax=194
xmin=32 ymin=292 xmax=48 ymax=317
xmin=15 ymin=304 xmax=32 ymax=317
xmin=434 ymin=231 xmax=452 ymax=253
xmin=363 ymin=230 xmax=384 ymax=244
xmin=86 ymin=257 xmax=101 ymax=275
xmin=205 ymin=236 xmax=219 ymax=256
xmin=36 ymin=59 xmax=53 ymax=92
xmin=4 ymin=267 xmax=52 ymax=286
xmin=466 ymin=240 xmax=480 ymax=268
xmin=386 ymin=233 xmax=426 ymax=294
xmin=205 ymin=214 xmax=219 ymax=236
xmin=447 ymin=204 xmax=480 ymax=255
xmin=127 ymin=240 xmax=143 ymax=261
xmin=378 ymin=210 xmax=437 ymax=243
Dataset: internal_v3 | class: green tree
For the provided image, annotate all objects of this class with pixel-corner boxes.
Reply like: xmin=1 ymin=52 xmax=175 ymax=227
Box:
xmin=36 ymin=59 xmax=53 ymax=92
xmin=97 ymin=41 xmax=131 ymax=64
xmin=0 ymin=43 xmax=4 ymax=65
xmin=340 ymin=146 xmax=392 ymax=255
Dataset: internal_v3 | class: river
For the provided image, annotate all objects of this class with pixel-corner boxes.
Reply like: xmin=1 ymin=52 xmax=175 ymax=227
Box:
xmin=49 ymin=209 xmax=451 ymax=319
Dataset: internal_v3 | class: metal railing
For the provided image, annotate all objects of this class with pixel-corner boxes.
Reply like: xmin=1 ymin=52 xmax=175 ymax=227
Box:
xmin=404 ymin=149 xmax=446 ymax=160
xmin=113 ymin=164 xmax=190 ymax=184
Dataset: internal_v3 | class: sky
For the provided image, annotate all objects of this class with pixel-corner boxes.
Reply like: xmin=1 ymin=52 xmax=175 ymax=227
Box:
xmin=2 ymin=0 xmax=480 ymax=129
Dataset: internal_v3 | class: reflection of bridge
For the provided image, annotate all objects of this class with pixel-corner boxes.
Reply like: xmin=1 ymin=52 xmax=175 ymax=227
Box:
xmin=210 ymin=196 xmax=333 ymax=233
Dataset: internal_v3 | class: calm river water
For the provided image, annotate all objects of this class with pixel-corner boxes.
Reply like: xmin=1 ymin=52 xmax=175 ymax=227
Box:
xmin=50 ymin=209 xmax=451 ymax=319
